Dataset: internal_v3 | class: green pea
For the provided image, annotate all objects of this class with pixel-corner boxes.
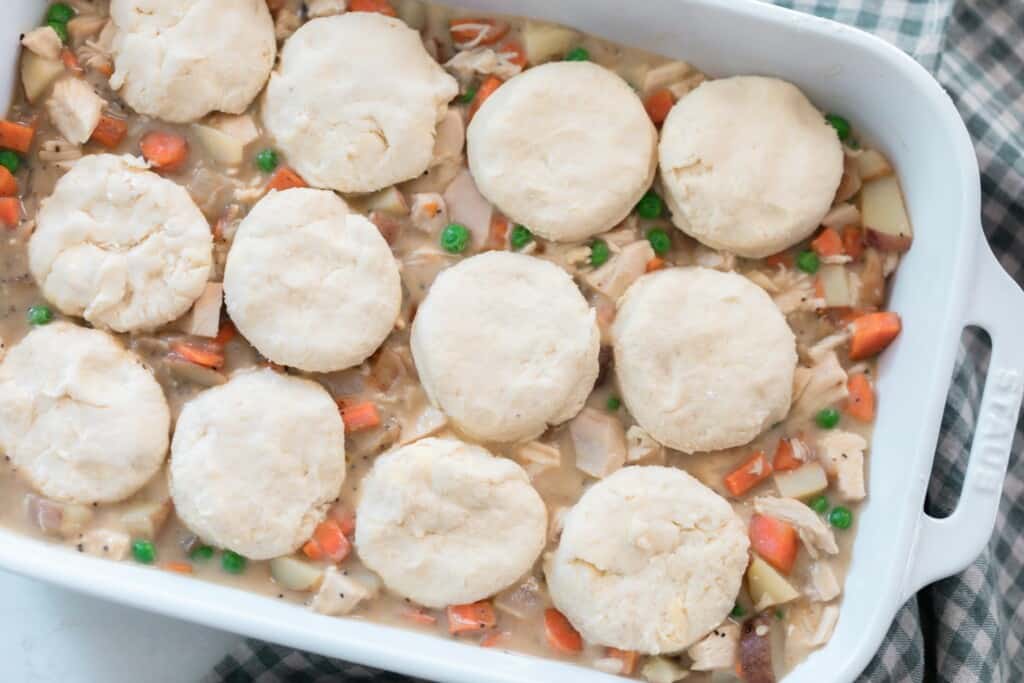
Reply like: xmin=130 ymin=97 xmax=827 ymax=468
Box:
xmin=457 ymin=86 xmax=478 ymax=105
xmin=565 ymin=47 xmax=590 ymax=62
xmin=440 ymin=223 xmax=470 ymax=253
xmin=509 ymin=224 xmax=533 ymax=250
xmin=27 ymin=305 xmax=53 ymax=326
xmin=221 ymin=550 xmax=247 ymax=574
xmin=829 ymin=506 xmax=853 ymax=529
xmin=775 ymin=608 xmax=785 ymax=620
xmin=47 ymin=20 xmax=69 ymax=44
xmin=825 ymin=113 xmax=852 ymax=142
xmin=730 ymin=603 xmax=746 ymax=619
xmin=815 ymin=407 xmax=840 ymax=429
xmin=646 ymin=227 xmax=671 ymax=256
xmin=606 ymin=395 xmax=621 ymax=411
xmin=636 ymin=191 xmax=664 ymax=219
xmin=45 ymin=3 xmax=75 ymax=23
xmin=808 ymin=495 xmax=829 ymax=514
xmin=131 ymin=539 xmax=156 ymax=564
xmin=189 ymin=545 xmax=214 ymax=561
xmin=796 ymin=250 xmax=820 ymax=274
xmin=589 ymin=239 xmax=610 ymax=267
xmin=255 ymin=148 xmax=279 ymax=173
xmin=0 ymin=150 xmax=20 ymax=174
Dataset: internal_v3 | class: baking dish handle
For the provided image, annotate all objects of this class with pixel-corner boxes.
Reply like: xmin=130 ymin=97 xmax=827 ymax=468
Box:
xmin=901 ymin=237 xmax=1024 ymax=601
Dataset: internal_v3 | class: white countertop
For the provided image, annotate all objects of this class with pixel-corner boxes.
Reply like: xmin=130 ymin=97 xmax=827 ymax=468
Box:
xmin=0 ymin=569 xmax=240 ymax=683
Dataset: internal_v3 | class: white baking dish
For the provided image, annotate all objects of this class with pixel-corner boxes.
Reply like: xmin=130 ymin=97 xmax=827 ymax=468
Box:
xmin=2 ymin=1 xmax=1022 ymax=681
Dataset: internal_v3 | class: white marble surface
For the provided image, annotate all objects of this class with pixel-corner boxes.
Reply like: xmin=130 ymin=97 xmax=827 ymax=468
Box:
xmin=0 ymin=569 xmax=240 ymax=682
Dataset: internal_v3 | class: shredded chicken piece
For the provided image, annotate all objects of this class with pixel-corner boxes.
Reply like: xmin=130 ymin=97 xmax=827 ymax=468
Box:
xmin=38 ymin=137 xmax=83 ymax=164
xmin=688 ymin=623 xmax=740 ymax=671
xmin=307 ymin=0 xmax=347 ymax=17
xmin=310 ymin=567 xmax=375 ymax=616
xmin=668 ymin=72 xmax=706 ymax=99
xmin=21 ymin=26 xmax=63 ymax=60
xmin=754 ymin=496 xmax=839 ymax=558
xmin=512 ymin=440 xmax=561 ymax=479
xmin=641 ymin=60 xmax=695 ymax=94
xmin=626 ymin=425 xmax=664 ymax=463
xmin=821 ymin=254 xmax=853 ymax=265
xmin=694 ymin=245 xmax=736 ymax=271
xmin=445 ymin=47 xmax=523 ymax=83
xmin=822 ymin=202 xmax=861 ymax=230
xmin=409 ymin=193 xmax=449 ymax=234
xmin=46 ymin=77 xmax=104 ymax=145
xmin=785 ymin=602 xmax=840 ymax=662
xmin=181 ymin=283 xmax=223 ymax=338
xmin=747 ymin=268 xmax=824 ymax=314
xmin=564 ymin=245 xmax=592 ymax=267
xmin=570 ymin=407 xmax=626 ymax=479
xmin=804 ymin=329 xmax=852 ymax=365
xmin=431 ymin=108 xmax=465 ymax=168
xmin=790 ymin=351 xmax=848 ymax=422
xmin=585 ymin=241 xmax=655 ymax=300
xmin=806 ymin=560 xmax=841 ymax=602
xmin=817 ymin=430 xmax=867 ymax=501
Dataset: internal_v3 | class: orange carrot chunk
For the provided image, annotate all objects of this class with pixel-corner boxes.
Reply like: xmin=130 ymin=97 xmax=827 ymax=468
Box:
xmin=309 ymin=519 xmax=352 ymax=563
xmin=750 ymin=514 xmax=799 ymax=574
xmin=90 ymin=115 xmax=129 ymax=149
xmin=266 ymin=165 xmax=307 ymax=193
xmin=170 ymin=342 xmax=224 ymax=369
xmin=846 ymin=373 xmax=876 ymax=422
xmin=333 ymin=509 xmax=357 ymax=537
xmin=448 ymin=601 xmax=497 ymax=635
xmin=140 ymin=131 xmax=189 ymax=172
xmin=645 ymin=257 xmax=666 ymax=272
xmin=724 ymin=451 xmax=772 ymax=497
xmin=162 ymin=561 xmax=194 ymax=575
xmin=849 ymin=311 xmax=902 ymax=360
xmin=842 ymin=226 xmax=864 ymax=260
xmin=348 ymin=0 xmax=397 ymax=15
xmin=213 ymin=320 xmax=237 ymax=347
xmin=61 ymin=48 xmax=82 ymax=73
xmin=496 ymin=39 xmax=527 ymax=67
xmin=0 ymin=197 xmax=21 ymax=228
xmin=401 ymin=608 xmax=438 ymax=625
xmin=544 ymin=608 xmax=583 ymax=654
xmin=468 ymin=76 xmax=503 ymax=121
xmin=606 ymin=648 xmax=638 ymax=675
xmin=771 ymin=438 xmax=803 ymax=472
xmin=644 ymin=89 xmax=675 ymax=126
xmin=0 ymin=167 xmax=17 ymax=197
xmin=810 ymin=227 xmax=844 ymax=257
xmin=449 ymin=18 xmax=510 ymax=45
xmin=339 ymin=401 xmax=381 ymax=433
xmin=0 ymin=120 xmax=35 ymax=154
xmin=488 ymin=214 xmax=509 ymax=250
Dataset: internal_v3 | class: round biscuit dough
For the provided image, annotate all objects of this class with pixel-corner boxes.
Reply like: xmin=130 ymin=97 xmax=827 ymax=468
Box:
xmin=109 ymin=0 xmax=276 ymax=123
xmin=545 ymin=466 xmax=749 ymax=653
xmin=411 ymin=252 xmax=600 ymax=443
xmin=613 ymin=267 xmax=796 ymax=453
xmin=28 ymin=154 xmax=213 ymax=333
xmin=355 ymin=437 xmax=547 ymax=608
xmin=169 ymin=369 xmax=346 ymax=560
xmin=262 ymin=13 xmax=458 ymax=193
xmin=223 ymin=188 xmax=401 ymax=372
xmin=0 ymin=322 xmax=170 ymax=504
xmin=467 ymin=61 xmax=657 ymax=242
xmin=658 ymin=76 xmax=844 ymax=258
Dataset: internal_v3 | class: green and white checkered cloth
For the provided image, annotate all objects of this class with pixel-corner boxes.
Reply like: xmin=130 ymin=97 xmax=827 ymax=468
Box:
xmin=208 ymin=1 xmax=1024 ymax=681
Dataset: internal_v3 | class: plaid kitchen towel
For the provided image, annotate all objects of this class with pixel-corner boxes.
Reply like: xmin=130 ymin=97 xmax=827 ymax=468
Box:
xmin=209 ymin=1 xmax=1024 ymax=681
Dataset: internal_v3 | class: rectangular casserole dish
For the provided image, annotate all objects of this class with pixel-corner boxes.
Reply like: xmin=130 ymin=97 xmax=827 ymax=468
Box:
xmin=2 ymin=1 xmax=1022 ymax=681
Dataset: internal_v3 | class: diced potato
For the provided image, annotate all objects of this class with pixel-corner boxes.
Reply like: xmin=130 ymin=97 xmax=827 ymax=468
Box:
xmin=570 ymin=407 xmax=626 ymax=479
xmin=817 ymin=265 xmax=854 ymax=308
xmin=205 ymin=113 xmax=260 ymax=146
xmin=363 ymin=186 xmax=409 ymax=216
xmin=120 ymin=500 xmax=172 ymax=540
xmin=627 ymin=425 xmax=664 ymax=464
xmin=641 ymin=60 xmax=693 ymax=94
xmin=270 ymin=556 xmax=325 ymax=592
xmin=641 ymin=656 xmax=689 ymax=683
xmin=21 ymin=26 xmax=63 ymax=60
xmin=310 ymin=566 xmax=373 ymax=616
xmin=773 ymin=462 xmax=828 ymax=501
xmin=860 ymin=175 xmax=912 ymax=250
xmin=747 ymin=555 xmax=800 ymax=611
xmin=522 ymin=20 xmax=578 ymax=65
xmin=192 ymin=124 xmax=244 ymax=166
xmin=854 ymin=149 xmax=893 ymax=181
xmin=21 ymin=52 xmax=66 ymax=103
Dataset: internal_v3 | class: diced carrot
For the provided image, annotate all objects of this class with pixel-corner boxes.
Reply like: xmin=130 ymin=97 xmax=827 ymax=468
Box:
xmin=307 ymin=519 xmax=352 ymax=563
xmin=496 ymin=39 xmax=527 ymax=67
xmin=95 ymin=62 xmax=114 ymax=77
xmin=723 ymin=451 xmax=772 ymax=497
xmin=814 ymin=277 xmax=825 ymax=299
xmin=849 ymin=311 xmax=902 ymax=360
xmin=170 ymin=341 xmax=224 ymax=369
xmin=488 ymin=214 xmax=509 ymax=250
xmin=212 ymin=320 xmax=236 ymax=347
xmin=0 ymin=120 xmax=35 ymax=154
xmin=266 ymin=165 xmax=307 ymax=193
xmin=61 ymin=48 xmax=82 ymax=73
xmin=749 ymin=514 xmax=798 ymax=574
xmin=765 ymin=251 xmax=794 ymax=268
xmin=162 ymin=561 xmax=194 ymax=575
xmin=339 ymin=400 xmax=381 ymax=433
xmin=402 ymin=608 xmax=438 ymax=625
xmin=480 ymin=631 xmax=505 ymax=648
xmin=644 ymin=89 xmax=675 ymax=126
xmin=421 ymin=199 xmax=440 ymax=218
xmin=811 ymin=227 xmax=843 ymax=257
xmin=449 ymin=18 xmax=509 ymax=45
xmin=90 ymin=115 xmax=129 ymax=149
xmin=645 ymin=257 xmax=666 ymax=272
xmin=468 ymin=76 xmax=503 ymax=121
xmin=771 ymin=438 xmax=803 ymax=472
xmin=332 ymin=509 xmax=357 ymax=537
xmin=606 ymin=648 xmax=638 ymax=675
xmin=846 ymin=373 xmax=876 ymax=422
xmin=0 ymin=197 xmax=20 ymax=228
xmin=447 ymin=601 xmax=497 ymax=634
xmin=140 ymin=131 xmax=189 ymax=172
xmin=544 ymin=608 xmax=582 ymax=654
xmin=348 ymin=0 xmax=397 ymax=15
xmin=0 ymin=167 xmax=17 ymax=197
xmin=842 ymin=226 xmax=864 ymax=260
